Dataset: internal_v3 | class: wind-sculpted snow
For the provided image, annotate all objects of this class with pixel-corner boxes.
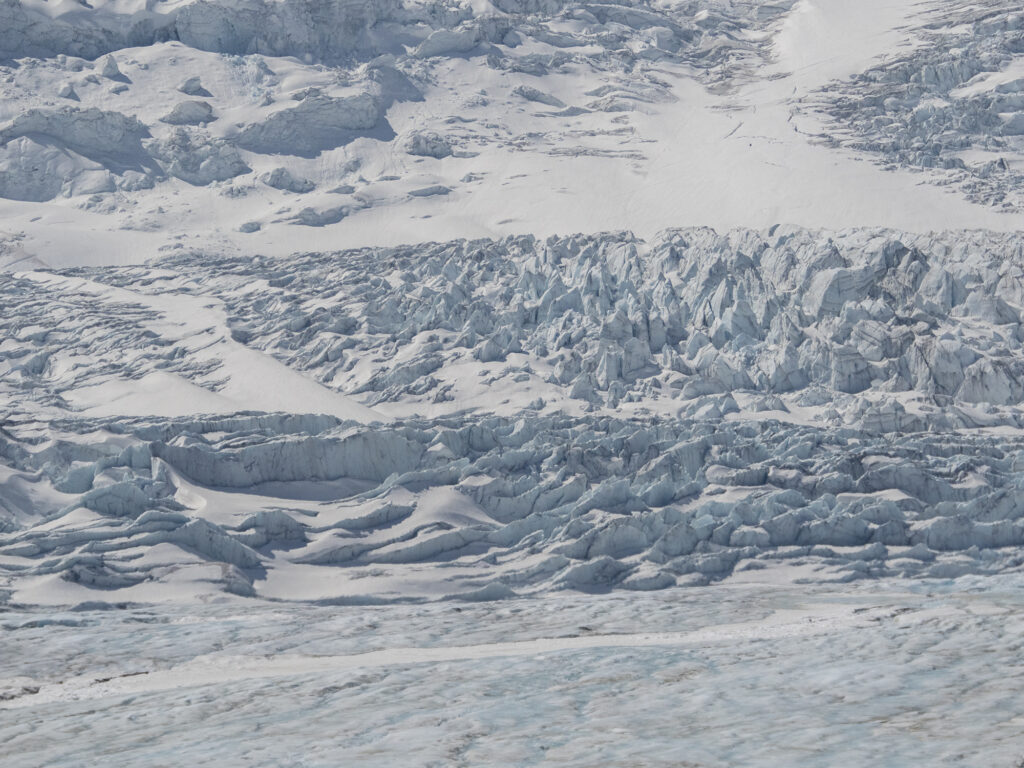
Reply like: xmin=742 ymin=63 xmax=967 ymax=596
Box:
xmin=6 ymin=227 xmax=1024 ymax=605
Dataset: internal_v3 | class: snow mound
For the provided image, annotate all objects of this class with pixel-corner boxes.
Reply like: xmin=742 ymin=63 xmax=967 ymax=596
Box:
xmin=234 ymin=93 xmax=384 ymax=156
xmin=147 ymin=128 xmax=251 ymax=185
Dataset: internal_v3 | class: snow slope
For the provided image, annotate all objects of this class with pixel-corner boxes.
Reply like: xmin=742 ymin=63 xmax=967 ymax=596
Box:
xmin=1 ymin=0 xmax=1023 ymax=268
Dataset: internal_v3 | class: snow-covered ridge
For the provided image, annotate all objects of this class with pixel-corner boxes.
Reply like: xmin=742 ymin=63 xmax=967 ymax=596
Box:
xmin=6 ymin=226 xmax=1024 ymax=605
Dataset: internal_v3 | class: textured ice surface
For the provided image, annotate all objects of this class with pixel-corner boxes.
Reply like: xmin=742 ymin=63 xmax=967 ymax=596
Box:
xmin=808 ymin=0 xmax=1024 ymax=211
xmin=4 ymin=1 xmax=1024 ymax=762
xmin=6 ymin=228 xmax=1024 ymax=604
xmin=2 ymin=581 xmax=1024 ymax=767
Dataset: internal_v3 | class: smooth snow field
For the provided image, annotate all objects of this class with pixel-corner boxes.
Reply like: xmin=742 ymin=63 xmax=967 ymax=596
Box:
xmin=4 ymin=0 xmax=1024 ymax=765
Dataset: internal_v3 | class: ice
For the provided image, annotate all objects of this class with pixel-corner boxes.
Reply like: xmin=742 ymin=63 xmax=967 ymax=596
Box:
xmin=0 ymin=107 xmax=149 ymax=164
xmin=3 ymin=1 xmax=1024 ymax=762
xmin=147 ymin=128 xmax=250 ymax=185
xmin=3 ymin=0 xmax=1020 ymax=268
xmin=4 ymin=583 xmax=1024 ymax=766
xmin=0 ymin=137 xmax=106 ymax=202
xmin=403 ymin=130 xmax=453 ymax=158
xmin=5 ymin=227 xmax=1024 ymax=603
xmin=0 ymin=0 xmax=391 ymax=61
xmin=808 ymin=0 xmax=1024 ymax=211
xmin=178 ymin=76 xmax=211 ymax=97
xmin=159 ymin=101 xmax=215 ymax=126
xmin=261 ymin=166 xmax=315 ymax=193
xmin=513 ymin=84 xmax=566 ymax=108
xmin=233 ymin=93 xmax=384 ymax=156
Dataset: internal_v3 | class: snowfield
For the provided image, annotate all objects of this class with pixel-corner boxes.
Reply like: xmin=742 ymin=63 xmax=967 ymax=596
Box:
xmin=4 ymin=0 xmax=1024 ymax=764
xmin=1 ymin=0 xmax=1024 ymax=268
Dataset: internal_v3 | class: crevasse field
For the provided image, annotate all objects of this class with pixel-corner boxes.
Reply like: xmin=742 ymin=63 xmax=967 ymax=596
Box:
xmin=3 ymin=0 xmax=1024 ymax=765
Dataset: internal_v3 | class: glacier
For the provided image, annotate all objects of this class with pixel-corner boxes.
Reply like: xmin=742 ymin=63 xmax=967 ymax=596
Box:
xmin=3 ymin=583 xmax=1024 ymax=766
xmin=2 ymin=0 xmax=1024 ymax=268
xmin=4 ymin=0 xmax=1024 ymax=764
xmin=6 ymin=228 xmax=1024 ymax=604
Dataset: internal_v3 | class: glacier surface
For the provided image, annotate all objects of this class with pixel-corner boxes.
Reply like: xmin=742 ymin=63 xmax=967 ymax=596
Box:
xmin=6 ymin=228 xmax=1024 ymax=604
xmin=4 ymin=1 xmax=1024 ymax=764
xmin=2 ymin=0 xmax=1024 ymax=267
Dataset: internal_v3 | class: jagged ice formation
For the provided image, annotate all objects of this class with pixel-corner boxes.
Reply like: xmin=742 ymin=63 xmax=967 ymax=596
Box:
xmin=6 ymin=227 xmax=1024 ymax=603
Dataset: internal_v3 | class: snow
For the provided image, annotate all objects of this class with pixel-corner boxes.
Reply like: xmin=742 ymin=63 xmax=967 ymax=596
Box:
xmin=17 ymin=271 xmax=386 ymax=422
xmin=7 ymin=227 xmax=1024 ymax=605
xmin=770 ymin=0 xmax=921 ymax=92
xmin=0 ymin=0 xmax=1023 ymax=268
xmin=5 ymin=0 xmax=1024 ymax=762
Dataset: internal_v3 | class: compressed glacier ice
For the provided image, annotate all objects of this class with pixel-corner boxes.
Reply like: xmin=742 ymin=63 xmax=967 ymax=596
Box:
xmin=5 ymin=227 xmax=1024 ymax=604
xmin=1 ymin=2 xmax=1023 ymax=758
